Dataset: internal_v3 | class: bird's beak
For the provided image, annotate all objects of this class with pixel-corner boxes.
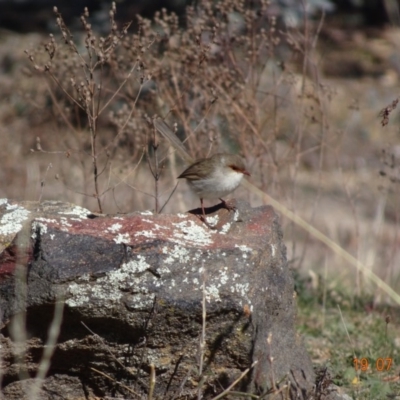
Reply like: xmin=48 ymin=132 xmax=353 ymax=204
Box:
xmin=242 ymin=170 xmax=251 ymax=177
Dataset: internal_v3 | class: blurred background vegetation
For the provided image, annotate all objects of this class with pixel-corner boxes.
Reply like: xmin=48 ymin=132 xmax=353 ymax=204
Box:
xmin=1 ymin=1 xmax=400 ymax=397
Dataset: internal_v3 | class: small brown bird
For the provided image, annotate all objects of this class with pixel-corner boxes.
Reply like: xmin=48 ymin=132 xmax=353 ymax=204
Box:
xmin=152 ymin=117 xmax=250 ymax=223
xmin=178 ymin=153 xmax=250 ymax=218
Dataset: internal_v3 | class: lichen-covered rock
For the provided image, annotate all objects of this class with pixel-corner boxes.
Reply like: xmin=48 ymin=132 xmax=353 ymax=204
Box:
xmin=0 ymin=198 xmax=314 ymax=399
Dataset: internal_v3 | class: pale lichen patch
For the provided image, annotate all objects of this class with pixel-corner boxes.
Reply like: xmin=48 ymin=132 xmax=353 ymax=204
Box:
xmin=66 ymin=285 xmax=90 ymax=307
xmin=235 ymin=244 xmax=252 ymax=252
xmin=36 ymin=217 xmax=58 ymax=223
xmin=205 ymin=284 xmax=221 ymax=302
xmin=139 ymin=210 xmax=153 ymax=216
xmin=114 ymin=233 xmax=131 ymax=244
xmin=218 ymin=269 xmax=229 ymax=285
xmin=163 ymin=245 xmax=191 ymax=265
xmin=235 ymin=244 xmax=253 ymax=259
xmin=205 ymin=214 xmax=219 ymax=227
xmin=152 ymin=223 xmax=168 ymax=231
xmin=122 ymin=256 xmax=149 ymax=274
xmin=219 ymin=222 xmax=232 ymax=234
xmin=108 ymin=223 xmax=122 ymax=233
xmin=66 ymin=255 xmax=152 ymax=308
xmin=134 ymin=230 xmax=157 ymax=239
xmin=171 ymin=219 xmax=215 ymax=246
xmin=0 ymin=203 xmax=30 ymax=236
xmin=58 ymin=218 xmax=73 ymax=232
xmin=78 ymin=274 xmax=91 ymax=282
xmin=231 ymin=282 xmax=250 ymax=299
xmin=31 ymin=221 xmax=48 ymax=239
xmin=59 ymin=205 xmax=90 ymax=219
xmin=270 ymin=244 xmax=277 ymax=257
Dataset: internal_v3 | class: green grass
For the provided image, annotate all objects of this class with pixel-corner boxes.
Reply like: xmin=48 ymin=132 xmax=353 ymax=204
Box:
xmin=295 ymin=272 xmax=400 ymax=399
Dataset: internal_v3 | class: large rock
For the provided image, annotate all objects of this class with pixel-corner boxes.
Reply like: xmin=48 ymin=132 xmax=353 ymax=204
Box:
xmin=0 ymin=198 xmax=314 ymax=399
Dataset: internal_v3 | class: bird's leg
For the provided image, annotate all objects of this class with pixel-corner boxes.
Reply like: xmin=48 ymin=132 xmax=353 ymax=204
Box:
xmin=201 ymin=198 xmax=206 ymax=218
xmin=219 ymin=198 xmax=236 ymax=211
xmin=197 ymin=198 xmax=216 ymax=229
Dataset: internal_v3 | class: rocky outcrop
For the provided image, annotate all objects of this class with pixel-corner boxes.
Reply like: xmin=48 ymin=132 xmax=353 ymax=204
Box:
xmin=0 ymin=198 xmax=314 ymax=399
